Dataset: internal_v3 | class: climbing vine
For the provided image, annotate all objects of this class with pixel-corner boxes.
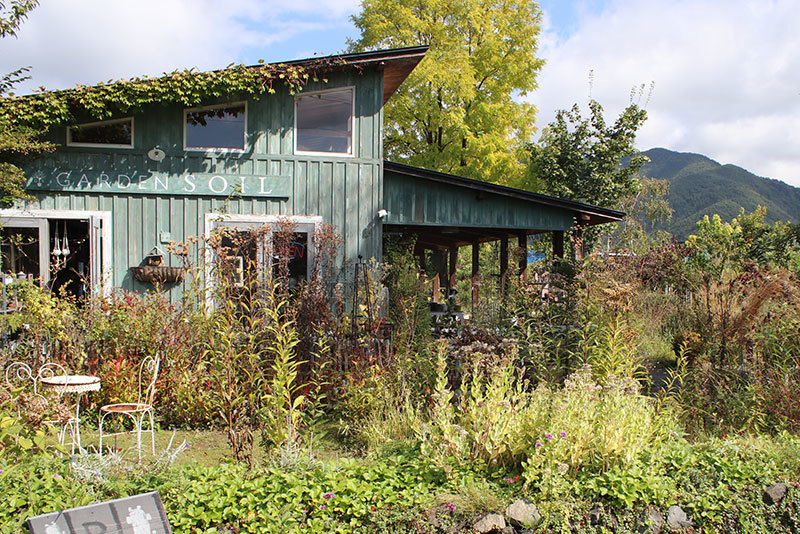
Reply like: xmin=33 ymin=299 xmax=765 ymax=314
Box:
xmin=0 ymin=58 xmax=344 ymax=130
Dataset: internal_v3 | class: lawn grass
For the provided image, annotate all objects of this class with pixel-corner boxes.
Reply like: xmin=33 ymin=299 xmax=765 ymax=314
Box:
xmin=70 ymin=429 xmax=233 ymax=466
xmin=69 ymin=424 xmax=353 ymax=468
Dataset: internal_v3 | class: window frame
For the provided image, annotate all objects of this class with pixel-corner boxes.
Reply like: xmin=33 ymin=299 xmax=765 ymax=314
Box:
xmin=66 ymin=117 xmax=134 ymax=149
xmin=203 ymin=214 xmax=322 ymax=306
xmin=183 ymin=101 xmax=248 ymax=152
xmin=0 ymin=209 xmax=113 ymax=296
xmin=294 ymin=86 xmax=355 ymax=157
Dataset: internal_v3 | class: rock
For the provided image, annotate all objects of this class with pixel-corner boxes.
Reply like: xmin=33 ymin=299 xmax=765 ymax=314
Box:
xmin=764 ymin=482 xmax=788 ymax=505
xmin=637 ymin=506 xmax=663 ymax=534
xmin=501 ymin=527 xmax=516 ymax=534
xmin=473 ymin=513 xmax=507 ymax=533
xmin=666 ymin=506 xmax=692 ymax=530
xmin=505 ymin=499 xmax=541 ymax=528
xmin=588 ymin=506 xmax=602 ymax=526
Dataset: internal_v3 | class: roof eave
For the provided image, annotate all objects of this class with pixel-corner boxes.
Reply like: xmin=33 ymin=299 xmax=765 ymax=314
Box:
xmin=384 ymin=160 xmax=625 ymax=225
xmin=282 ymin=46 xmax=429 ymax=103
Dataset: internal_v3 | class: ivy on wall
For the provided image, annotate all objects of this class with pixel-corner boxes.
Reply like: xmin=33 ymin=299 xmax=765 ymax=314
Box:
xmin=0 ymin=59 xmax=344 ymax=130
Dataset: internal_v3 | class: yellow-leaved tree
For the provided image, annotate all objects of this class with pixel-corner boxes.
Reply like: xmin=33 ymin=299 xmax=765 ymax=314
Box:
xmin=349 ymin=0 xmax=544 ymax=186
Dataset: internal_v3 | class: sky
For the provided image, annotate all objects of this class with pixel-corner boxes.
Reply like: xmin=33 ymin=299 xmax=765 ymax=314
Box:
xmin=1 ymin=0 xmax=799 ymax=187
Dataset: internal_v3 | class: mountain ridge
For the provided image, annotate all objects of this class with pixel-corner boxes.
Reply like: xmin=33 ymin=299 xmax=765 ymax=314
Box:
xmin=639 ymin=148 xmax=800 ymax=239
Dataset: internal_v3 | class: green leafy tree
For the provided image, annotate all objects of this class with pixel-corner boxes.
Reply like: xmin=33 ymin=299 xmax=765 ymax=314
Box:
xmin=1 ymin=0 xmax=47 ymax=207
xmin=615 ymin=176 xmax=673 ymax=253
xmin=524 ymin=97 xmax=665 ymax=253
xmin=349 ymin=0 xmax=544 ymax=185
xmin=0 ymin=0 xmax=36 ymax=38
xmin=524 ymin=99 xmax=648 ymax=207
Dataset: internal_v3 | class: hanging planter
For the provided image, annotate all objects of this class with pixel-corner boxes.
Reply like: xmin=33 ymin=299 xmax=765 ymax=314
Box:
xmin=130 ymin=265 xmax=185 ymax=284
xmin=130 ymin=246 xmax=186 ymax=284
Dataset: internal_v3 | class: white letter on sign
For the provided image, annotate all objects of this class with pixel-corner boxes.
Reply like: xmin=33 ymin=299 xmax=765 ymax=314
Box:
xmin=209 ymin=175 xmax=228 ymax=194
xmin=184 ymin=175 xmax=197 ymax=192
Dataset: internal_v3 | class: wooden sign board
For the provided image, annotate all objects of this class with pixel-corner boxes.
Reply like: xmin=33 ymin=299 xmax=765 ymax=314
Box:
xmin=26 ymin=491 xmax=171 ymax=534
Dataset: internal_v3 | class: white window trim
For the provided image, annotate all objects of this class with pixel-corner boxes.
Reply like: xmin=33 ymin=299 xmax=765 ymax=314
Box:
xmin=203 ymin=213 xmax=322 ymax=307
xmin=294 ymin=86 xmax=355 ymax=158
xmin=183 ymin=101 xmax=248 ymax=152
xmin=0 ymin=208 xmax=113 ymax=296
xmin=66 ymin=117 xmax=134 ymax=149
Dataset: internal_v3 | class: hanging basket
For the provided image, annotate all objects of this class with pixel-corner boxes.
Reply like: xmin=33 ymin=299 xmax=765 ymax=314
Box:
xmin=130 ymin=265 xmax=186 ymax=284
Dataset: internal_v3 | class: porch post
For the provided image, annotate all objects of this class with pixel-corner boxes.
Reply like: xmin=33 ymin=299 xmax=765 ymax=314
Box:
xmin=471 ymin=240 xmax=479 ymax=311
xmin=572 ymin=226 xmax=585 ymax=262
xmin=431 ymin=249 xmax=447 ymax=303
xmin=448 ymin=245 xmax=458 ymax=296
xmin=517 ymin=231 xmax=527 ymax=282
xmin=500 ymin=237 xmax=509 ymax=298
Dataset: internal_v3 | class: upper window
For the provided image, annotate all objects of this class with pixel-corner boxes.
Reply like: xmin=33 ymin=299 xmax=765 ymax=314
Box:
xmin=295 ymin=88 xmax=354 ymax=155
xmin=184 ymin=102 xmax=246 ymax=151
xmin=67 ymin=118 xmax=133 ymax=148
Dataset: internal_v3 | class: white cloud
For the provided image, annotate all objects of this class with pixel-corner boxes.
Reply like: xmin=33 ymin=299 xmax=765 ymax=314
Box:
xmin=0 ymin=0 xmax=359 ymax=93
xmin=530 ymin=0 xmax=800 ymax=187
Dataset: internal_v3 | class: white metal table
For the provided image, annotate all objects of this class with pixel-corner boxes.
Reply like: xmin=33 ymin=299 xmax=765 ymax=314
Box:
xmin=40 ymin=375 xmax=101 ymax=453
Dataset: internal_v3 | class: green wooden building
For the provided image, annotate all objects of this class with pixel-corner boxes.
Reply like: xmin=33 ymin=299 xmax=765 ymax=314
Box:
xmin=1 ymin=45 xmax=622 ymax=303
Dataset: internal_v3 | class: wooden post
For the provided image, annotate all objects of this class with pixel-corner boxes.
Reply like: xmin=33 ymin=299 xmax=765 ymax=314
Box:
xmin=431 ymin=249 xmax=447 ymax=302
xmin=517 ymin=231 xmax=527 ymax=282
xmin=572 ymin=226 xmax=585 ymax=262
xmin=418 ymin=248 xmax=427 ymax=272
xmin=471 ymin=240 xmax=479 ymax=311
xmin=448 ymin=245 xmax=458 ymax=295
xmin=500 ymin=237 xmax=508 ymax=298
xmin=553 ymin=230 xmax=564 ymax=261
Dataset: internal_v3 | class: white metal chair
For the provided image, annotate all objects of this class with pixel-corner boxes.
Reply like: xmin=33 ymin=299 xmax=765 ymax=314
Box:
xmin=4 ymin=361 xmax=75 ymax=449
xmin=99 ymin=354 xmax=160 ymax=461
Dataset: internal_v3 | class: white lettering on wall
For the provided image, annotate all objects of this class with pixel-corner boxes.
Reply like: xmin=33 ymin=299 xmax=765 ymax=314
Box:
xmin=258 ymin=176 xmax=273 ymax=195
xmin=184 ymin=175 xmax=197 ymax=192
xmin=98 ymin=172 xmax=111 ymax=188
xmin=33 ymin=169 xmax=288 ymax=197
xmin=209 ymin=175 xmax=228 ymax=194
xmin=154 ymin=175 xmax=169 ymax=191
xmin=56 ymin=171 xmax=71 ymax=187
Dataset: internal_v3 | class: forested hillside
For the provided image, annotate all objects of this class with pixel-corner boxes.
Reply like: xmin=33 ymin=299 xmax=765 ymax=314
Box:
xmin=640 ymin=148 xmax=800 ymax=239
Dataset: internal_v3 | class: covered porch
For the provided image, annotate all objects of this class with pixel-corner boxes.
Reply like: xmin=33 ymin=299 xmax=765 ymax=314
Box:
xmin=382 ymin=161 xmax=625 ymax=310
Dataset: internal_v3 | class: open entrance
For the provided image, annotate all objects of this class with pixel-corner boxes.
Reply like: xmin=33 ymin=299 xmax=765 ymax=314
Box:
xmin=0 ymin=210 xmax=112 ymax=297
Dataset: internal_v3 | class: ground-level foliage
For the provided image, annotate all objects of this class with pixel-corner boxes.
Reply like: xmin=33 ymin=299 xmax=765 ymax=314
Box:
xmin=2 ymin=209 xmax=800 ymax=532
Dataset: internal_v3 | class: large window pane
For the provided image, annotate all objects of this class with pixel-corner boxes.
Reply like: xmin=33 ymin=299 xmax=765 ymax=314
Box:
xmin=295 ymin=89 xmax=353 ymax=154
xmin=185 ymin=103 xmax=246 ymax=150
xmin=68 ymin=119 xmax=132 ymax=147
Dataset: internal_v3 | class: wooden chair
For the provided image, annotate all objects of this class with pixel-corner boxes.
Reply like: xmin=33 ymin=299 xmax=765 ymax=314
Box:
xmin=99 ymin=355 xmax=160 ymax=461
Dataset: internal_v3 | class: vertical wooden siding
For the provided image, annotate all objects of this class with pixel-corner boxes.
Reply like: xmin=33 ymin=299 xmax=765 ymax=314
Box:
xmin=24 ymin=70 xmax=385 ymax=299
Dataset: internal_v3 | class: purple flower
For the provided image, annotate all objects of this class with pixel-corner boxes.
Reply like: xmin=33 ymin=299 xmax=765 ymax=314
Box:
xmin=445 ymin=503 xmax=456 ymax=513
xmin=323 ymin=492 xmax=335 ymax=499
xmin=54 ymin=474 xmax=61 ymax=480
xmin=502 ymin=477 xmax=514 ymax=484
xmin=320 ymin=504 xmax=326 ymax=510
xmin=535 ymin=441 xmax=543 ymax=448
xmin=560 ymin=431 xmax=567 ymax=438
xmin=545 ymin=433 xmax=553 ymax=441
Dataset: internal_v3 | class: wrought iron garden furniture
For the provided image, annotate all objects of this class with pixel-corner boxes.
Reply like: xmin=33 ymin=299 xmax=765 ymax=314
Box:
xmin=98 ymin=354 xmax=160 ymax=461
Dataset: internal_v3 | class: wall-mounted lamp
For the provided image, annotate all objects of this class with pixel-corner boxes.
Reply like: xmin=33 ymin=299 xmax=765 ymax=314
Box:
xmin=377 ymin=209 xmax=389 ymax=219
xmin=147 ymin=147 xmax=166 ymax=162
